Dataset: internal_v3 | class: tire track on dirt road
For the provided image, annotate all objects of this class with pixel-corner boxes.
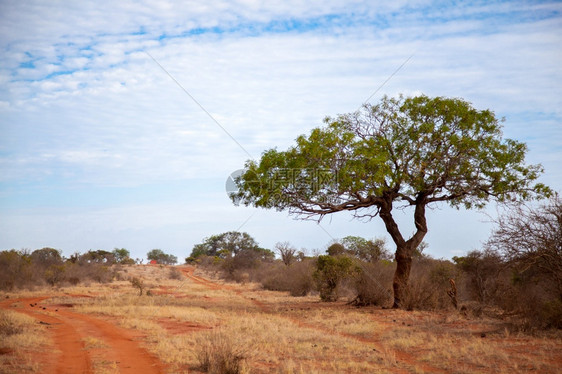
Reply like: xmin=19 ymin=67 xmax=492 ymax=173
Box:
xmin=179 ymin=266 xmax=270 ymax=312
xmin=178 ymin=266 xmax=447 ymax=374
xmin=1 ymin=296 xmax=90 ymax=374
xmin=1 ymin=296 xmax=165 ymax=374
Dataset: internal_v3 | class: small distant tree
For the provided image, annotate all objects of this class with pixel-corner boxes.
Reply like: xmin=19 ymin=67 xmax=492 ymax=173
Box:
xmin=81 ymin=250 xmax=115 ymax=264
xmin=340 ymin=236 xmax=391 ymax=262
xmin=147 ymin=249 xmax=177 ymax=265
xmin=326 ymin=242 xmax=346 ymax=257
xmin=130 ymin=277 xmax=145 ymax=296
xmin=275 ymin=242 xmax=297 ymax=266
xmin=189 ymin=231 xmax=261 ymax=259
xmin=31 ymin=248 xmax=62 ymax=267
xmin=147 ymin=249 xmax=165 ymax=262
xmin=113 ymin=248 xmax=131 ymax=264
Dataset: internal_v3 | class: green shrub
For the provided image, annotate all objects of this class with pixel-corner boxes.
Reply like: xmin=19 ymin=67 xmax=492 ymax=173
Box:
xmin=313 ymin=255 xmax=358 ymax=302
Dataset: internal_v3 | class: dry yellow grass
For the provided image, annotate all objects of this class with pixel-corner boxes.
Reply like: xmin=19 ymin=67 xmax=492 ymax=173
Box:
xmin=2 ymin=264 xmax=562 ymax=374
xmin=0 ymin=309 xmax=50 ymax=373
xmin=58 ymin=267 xmax=391 ymax=373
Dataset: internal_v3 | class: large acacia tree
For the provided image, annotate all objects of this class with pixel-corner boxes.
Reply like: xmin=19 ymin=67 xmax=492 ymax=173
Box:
xmin=231 ymin=95 xmax=550 ymax=308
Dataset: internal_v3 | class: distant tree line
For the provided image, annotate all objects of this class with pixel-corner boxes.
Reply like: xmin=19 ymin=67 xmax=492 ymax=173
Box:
xmin=0 ymin=247 xmax=177 ymax=290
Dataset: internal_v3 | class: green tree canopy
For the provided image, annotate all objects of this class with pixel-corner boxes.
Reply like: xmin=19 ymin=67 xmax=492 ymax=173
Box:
xmin=340 ymin=236 xmax=391 ymax=262
xmin=231 ymin=94 xmax=550 ymax=308
xmin=147 ymin=249 xmax=177 ymax=265
xmin=81 ymin=250 xmax=115 ymax=264
xmin=112 ymin=248 xmax=131 ymax=263
xmin=189 ymin=231 xmax=262 ymax=259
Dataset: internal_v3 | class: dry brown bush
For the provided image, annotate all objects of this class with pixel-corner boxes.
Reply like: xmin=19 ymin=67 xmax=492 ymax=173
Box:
xmin=0 ymin=310 xmax=24 ymax=336
xmin=168 ymin=267 xmax=183 ymax=280
xmin=0 ymin=250 xmax=33 ymax=290
xmin=401 ymin=258 xmax=458 ymax=311
xmin=195 ymin=330 xmax=247 ymax=374
xmin=350 ymin=261 xmax=394 ymax=307
xmin=256 ymin=260 xmax=315 ymax=296
xmin=453 ymin=250 xmax=509 ymax=305
xmin=484 ymin=195 xmax=562 ymax=329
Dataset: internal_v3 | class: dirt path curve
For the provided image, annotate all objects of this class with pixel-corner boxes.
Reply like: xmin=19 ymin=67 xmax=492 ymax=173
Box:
xmin=1 ymin=296 xmax=165 ymax=374
xmin=178 ymin=266 xmax=447 ymax=374
xmin=179 ymin=266 xmax=269 ymax=312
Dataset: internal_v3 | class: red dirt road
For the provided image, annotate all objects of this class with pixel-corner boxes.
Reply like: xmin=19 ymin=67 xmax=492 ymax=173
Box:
xmin=1 ymin=296 xmax=165 ymax=374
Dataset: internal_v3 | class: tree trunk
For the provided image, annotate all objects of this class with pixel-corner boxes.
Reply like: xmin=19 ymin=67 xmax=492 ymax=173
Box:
xmin=379 ymin=197 xmax=428 ymax=309
xmin=392 ymin=244 xmax=413 ymax=308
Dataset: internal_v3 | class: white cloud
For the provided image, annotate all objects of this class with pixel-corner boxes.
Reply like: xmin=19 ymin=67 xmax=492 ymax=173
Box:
xmin=0 ymin=0 xmax=561 ymax=259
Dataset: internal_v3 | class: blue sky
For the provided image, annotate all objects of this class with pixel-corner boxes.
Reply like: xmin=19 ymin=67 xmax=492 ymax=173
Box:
xmin=1 ymin=0 xmax=561 ymax=261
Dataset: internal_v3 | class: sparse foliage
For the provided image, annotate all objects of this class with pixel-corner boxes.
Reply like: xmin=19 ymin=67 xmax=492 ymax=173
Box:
xmin=485 ymin=194 xmax=562 ymax=328
xmin=0 ymin=249 xmax=32 ymax=290
xmin=168 ymin=267 xmax=182 ymax=280
xmin=275 ymin=241 xmax=297 ymax=266
xmin=130 ymin=277 xmax=145 ymax=296
xmin=0 ymin=247 xmax=116 ymax=289
xmin=486 ymin=194 xmax=562 ymax=297
xmin=401 ymin=258 xmax=458 ymax=311
xmin=453 ymin=250 xmax=505 ymax=304
xmin=340 ymin=236 xmax=391 ymax=262
xmin=113 ymin=248 xmax=134 ymax=264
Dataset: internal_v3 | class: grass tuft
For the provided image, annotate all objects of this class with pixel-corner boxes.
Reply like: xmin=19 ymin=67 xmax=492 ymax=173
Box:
xmin=195 ymin=329 xmax=247 ymax=374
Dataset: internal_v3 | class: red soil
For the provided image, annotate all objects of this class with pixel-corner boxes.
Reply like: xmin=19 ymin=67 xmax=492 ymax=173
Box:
xmin=0 ymin=296 xmax=165 ymax=374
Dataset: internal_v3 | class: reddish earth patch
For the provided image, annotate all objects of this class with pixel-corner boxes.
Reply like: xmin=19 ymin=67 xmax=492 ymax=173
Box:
xmin=0 ymin=348 xmax=14 ymax=355
xmin=1 ymin=296 xmax=91 ymax=374
xmin=1 ymin=296 xmax=166 ymax=374
xmin=157 ymin=318 xmax=213 ymax=335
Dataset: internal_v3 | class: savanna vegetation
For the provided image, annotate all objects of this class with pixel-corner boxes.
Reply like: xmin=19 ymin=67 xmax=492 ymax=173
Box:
xmin=1 ymin=195 xmax=560 ymax=374
xmin=0 ymin=247 xmax=176 ymax=289
xmin=190 ymin=194 xmax=562 ymax=331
